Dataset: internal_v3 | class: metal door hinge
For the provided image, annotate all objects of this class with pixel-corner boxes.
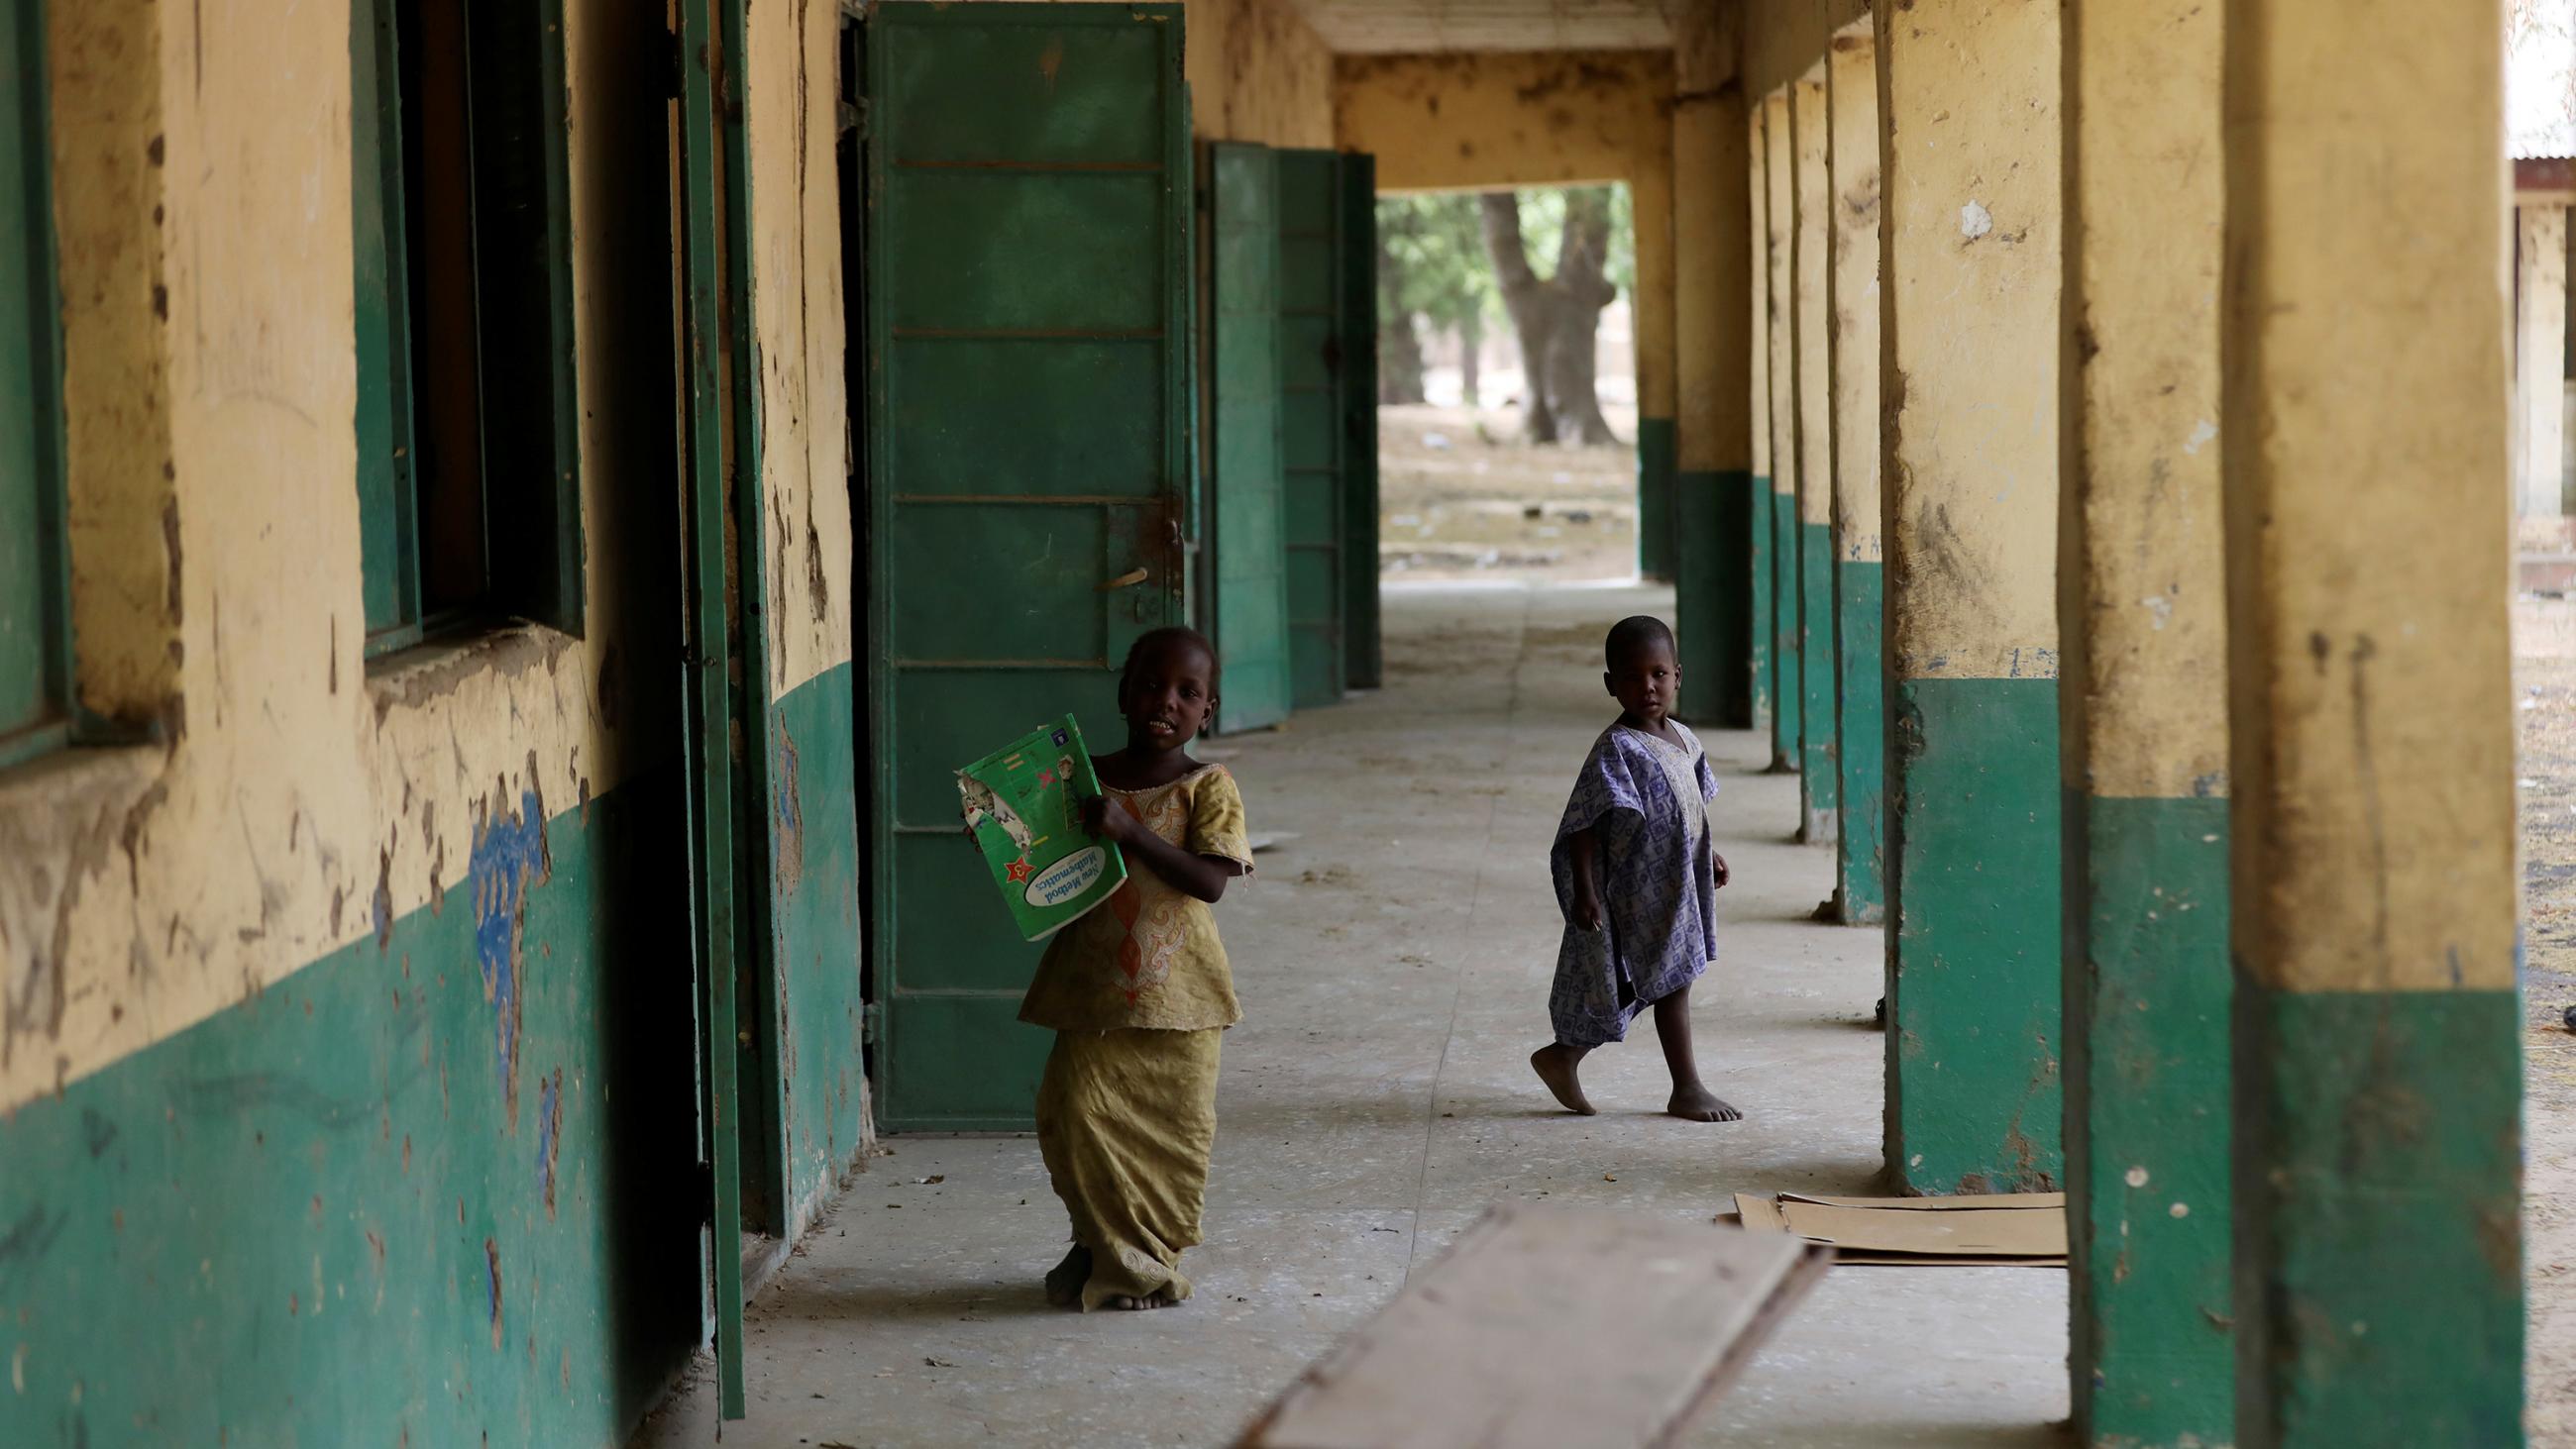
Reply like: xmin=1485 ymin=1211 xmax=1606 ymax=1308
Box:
xmin=861 ymin=1001 xmax=884 ymax=1046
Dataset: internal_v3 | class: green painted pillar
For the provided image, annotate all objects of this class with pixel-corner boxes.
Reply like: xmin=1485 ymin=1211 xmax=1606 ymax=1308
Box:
xmin=1789 ymin=71 xmax=1838 ymax=845
xmin=1823 ymin=26 xmax=1883 ymax=923
xmin=1762 ymin=89 xmax=1800 ymax=776
xmin=1746 ymin=100 xmax=1774 ymax=730
xmin=2061 ymin=1 xmax=2232 ymax=1439
xmin=2223 ymin=0 xmax=2522 ymax=1441
xmin=1670 ymin=6 xmax=1755 ymax=728
xmin=1638 ymin=419 xmax=1676 ymax=582
xmin=1878 ymin=0 xmax=2062 ymax=1195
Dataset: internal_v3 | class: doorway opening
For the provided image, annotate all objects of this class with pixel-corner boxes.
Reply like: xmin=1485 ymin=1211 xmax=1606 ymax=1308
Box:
xmin=1374 ymin=183 xmax=1640 ymax=585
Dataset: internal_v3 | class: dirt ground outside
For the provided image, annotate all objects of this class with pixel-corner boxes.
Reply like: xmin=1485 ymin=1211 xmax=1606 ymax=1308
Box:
xmin=2522 ymin=594 xmax=2576 ymax=1443
xmin=1376 ymin=401 xmax=1642 ymax=583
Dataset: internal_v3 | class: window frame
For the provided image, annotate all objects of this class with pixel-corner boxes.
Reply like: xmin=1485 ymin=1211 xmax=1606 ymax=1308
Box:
xmin=0 ymin=0 xmax=74 ymax=771
xmin=352 ymin=0 xmax=585 ymax=660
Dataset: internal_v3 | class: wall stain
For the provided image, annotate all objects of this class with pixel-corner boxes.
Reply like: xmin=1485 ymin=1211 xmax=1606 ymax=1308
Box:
xmin=470 ymin=766 xmax=550 ymax=1131
xmin=537 ymin=1066 xmax=565 ymax=1219
xmin=483 ymin=1237 xmax=503 ymax=1350
xmin=774 ymin=720 xmax=805 ymax=892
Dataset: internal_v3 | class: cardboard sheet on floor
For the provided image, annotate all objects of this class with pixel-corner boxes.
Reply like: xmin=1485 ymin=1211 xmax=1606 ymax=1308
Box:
xmin=1235 ymin=1203 xmax=1830 ymax=1449
xmin=1730 ymin=1191 xmax=2066 ymax=1267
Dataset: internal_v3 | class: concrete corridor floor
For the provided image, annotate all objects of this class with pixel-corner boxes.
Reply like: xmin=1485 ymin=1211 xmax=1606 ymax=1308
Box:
xmin=636 ymin=584 xmax=2070 ymax=1449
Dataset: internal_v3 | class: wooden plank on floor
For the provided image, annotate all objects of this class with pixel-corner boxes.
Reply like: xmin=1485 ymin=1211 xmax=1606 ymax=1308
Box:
xmin=1236 ymin=1203 xmax=1830 ymax=1449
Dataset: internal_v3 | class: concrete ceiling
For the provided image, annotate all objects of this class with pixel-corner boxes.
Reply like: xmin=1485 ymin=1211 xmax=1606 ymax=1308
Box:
xmin=1284 ymin=0 xmax=1677 ymax=54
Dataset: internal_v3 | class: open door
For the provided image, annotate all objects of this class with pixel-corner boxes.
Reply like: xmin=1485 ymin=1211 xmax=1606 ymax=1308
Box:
xmin=1277 ymin=149 xmax=1346 ymax=709
xmin=1208 ymin=141 xmax=1292 ymax=733
xmin=865 ymin=3 xmax=1194 ymax=1131
xmin=1341 ymin=153 xmax=1381 ymax=690
xmin=672 ymin=0 xmax=746 ymax=1415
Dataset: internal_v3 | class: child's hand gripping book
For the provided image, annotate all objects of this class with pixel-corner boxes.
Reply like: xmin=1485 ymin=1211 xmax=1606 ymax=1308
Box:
xmin=956 ymin=714 xmax=1128 ymax=941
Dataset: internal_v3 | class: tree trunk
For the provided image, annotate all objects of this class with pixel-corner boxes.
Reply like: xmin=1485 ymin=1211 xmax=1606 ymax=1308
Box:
xmin=1479 ymin=192 xmax=1559 ymax=442
xmin=1379 ymin=310 xmax=1427 ymax=404
xmin=1479 ymin=189 xmax=1618 ymax=445
xmin=1458 ymin=312 xmax=1482 ymax=409
xmin=1547 ymin=189 xmax=1620 ymax=445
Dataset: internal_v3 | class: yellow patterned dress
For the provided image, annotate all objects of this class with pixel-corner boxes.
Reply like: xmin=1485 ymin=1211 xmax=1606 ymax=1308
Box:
xmin=1019 ymin=764 xmax=1252 ymax=1309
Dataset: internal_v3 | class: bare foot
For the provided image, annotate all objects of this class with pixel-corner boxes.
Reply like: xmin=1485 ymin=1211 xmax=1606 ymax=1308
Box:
xmin=1044 ymin=1246 xmax=1092 ymax=1308
xmin=1531 ymin=1044 xmax=1597 ymax=1115
xmin=1667 ymin=1082 xmax=1743 ymax=1123
xmin=1104 ymin=1291 xmax=1181 ymax=1310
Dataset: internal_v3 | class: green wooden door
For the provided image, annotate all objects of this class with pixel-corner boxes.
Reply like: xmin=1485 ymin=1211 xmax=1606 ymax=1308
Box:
xmin=866 ymin=3 xmax=1191 ymax=1132
xmin=1339 ymin=153 xmax=1381 ymax=690
xmin=1277 ymin=150 xmax=1344 ymax=709
xmin=673 ymin=0 xmax=745 ymax=1415
xmin=1208 ymin=142 xmax=1291 ymax=733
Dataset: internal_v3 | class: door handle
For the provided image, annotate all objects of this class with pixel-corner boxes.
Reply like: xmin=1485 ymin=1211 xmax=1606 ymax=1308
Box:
xmin=1097 ymin=567 xmax=1149 ymax=591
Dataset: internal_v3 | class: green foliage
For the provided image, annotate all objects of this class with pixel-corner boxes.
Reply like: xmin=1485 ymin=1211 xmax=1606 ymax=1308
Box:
xmin=1373 ymin=185 xmax=1632 ymax=336
xmin=1374 ymin=192 xmax=1492 ymax=330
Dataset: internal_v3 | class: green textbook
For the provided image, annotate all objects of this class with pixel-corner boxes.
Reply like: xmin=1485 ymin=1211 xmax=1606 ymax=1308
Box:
xmin=956 ymin=714 xmax=1127 ymax=941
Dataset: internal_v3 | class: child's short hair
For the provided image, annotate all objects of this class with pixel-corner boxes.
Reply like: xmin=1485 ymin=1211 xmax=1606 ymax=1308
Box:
xmin=1121 ymin=626 xmax=1221 ymax=691
xmin=1605 ymin=615 xmax=1676 ymax=670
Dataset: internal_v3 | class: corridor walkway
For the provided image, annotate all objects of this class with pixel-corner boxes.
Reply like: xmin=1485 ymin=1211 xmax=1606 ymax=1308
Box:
xmin=636 ymin=585 xmax=2068 ymax=1448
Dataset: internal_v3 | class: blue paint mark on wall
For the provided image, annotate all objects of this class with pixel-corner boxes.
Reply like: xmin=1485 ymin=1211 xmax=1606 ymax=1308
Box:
xmin=471 ymin=776 xmax=549 ymax=1129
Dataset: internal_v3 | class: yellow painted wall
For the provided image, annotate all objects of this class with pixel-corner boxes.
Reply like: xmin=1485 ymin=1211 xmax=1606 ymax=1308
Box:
xmin=1791 ymin=69 xmax=1831 ymax=528
xmin=2221 ymin=0 xmax=2516 ymax=993
xmin=1740 ymin=0 xmax=1870 ymax=102
xmin=1 ymin=0 xmax=843 ymax=1112
xmin=2060 ymin=0 xmax=2223 ymax=797
xmin=1337 ymin=50 xmax=1678 ymax=417
xmin=1878 ymin=0 xmax=2062 ymax=678
xmin=1672 ymin=1 xmax=1749 ymax=472
xmin=750 ymin=0 xmax=858 ymax=702
xmin=1185 ymin=0 xmax=1335 ymax=147
xmin=1826 ymin=25 xmax=1879 ymax=562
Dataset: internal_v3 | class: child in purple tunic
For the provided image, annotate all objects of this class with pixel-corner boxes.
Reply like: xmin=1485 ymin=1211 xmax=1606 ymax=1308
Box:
xmin=1530 ymin=616 xmax=1740 ymax=1122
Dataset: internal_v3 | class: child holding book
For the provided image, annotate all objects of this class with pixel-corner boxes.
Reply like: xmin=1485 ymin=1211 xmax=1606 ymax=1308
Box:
xmin=1530 ymin=615 xmax=1741 ymax=1123
xmin=1018 ymin=626 xmax=1254 ymax=1311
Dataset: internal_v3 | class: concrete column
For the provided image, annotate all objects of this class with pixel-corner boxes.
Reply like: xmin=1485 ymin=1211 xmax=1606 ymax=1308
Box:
xmin=1748 ymin=102 xmax=1775 ymax=730
xmin=1878 ymin=0 xmax=2063 ymax=1194
xmin=1791 ymin=69 xmax=1837 ymax=845
xmin=1825 ymin=26 xmax=1883 ymax=923
xmin=2222 ymin=1 xmax=2521 ymax=1441
xmin=2521 ymin=205 xmax=2568 ymax=528
xmin=2060 ymin=0 xmax=2231 ymax=1441
xmin=1635 ymin=149 xmax=1679 ymax=582
xmin=1764 ymin=89 xmax=1801 ymax=774
xmin=1671 ymin=2 xmax=1756 ymax=728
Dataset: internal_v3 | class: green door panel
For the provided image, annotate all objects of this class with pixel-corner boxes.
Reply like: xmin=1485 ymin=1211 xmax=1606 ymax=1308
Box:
xmin=867 ymin=2 xmax=1191 ymax=1133
xmin=0 ymin=0 xmax=68 ymax=757
xmin=1340 ymin=153 xmax=1380 ymax=688
xmin=674 ymin=0 xmax=744 ymax=1414
xmin=1209 ymin=141 xmax=1292 ymax=732
xmin=1276 ymin=148 xmax=1343 ymax=709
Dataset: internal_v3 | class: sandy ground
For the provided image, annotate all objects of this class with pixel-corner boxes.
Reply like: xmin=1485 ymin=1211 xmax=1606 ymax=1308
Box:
xmin=2522 ymin=595 xmax=2576 ymax=1444
xmin=1376 ymin=401 xmax=1642 ymax=583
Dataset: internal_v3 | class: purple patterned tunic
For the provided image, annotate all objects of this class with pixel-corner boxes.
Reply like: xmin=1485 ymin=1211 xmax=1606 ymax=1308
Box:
xmin=1548 ymin=722 xmax=1720 ymax=1048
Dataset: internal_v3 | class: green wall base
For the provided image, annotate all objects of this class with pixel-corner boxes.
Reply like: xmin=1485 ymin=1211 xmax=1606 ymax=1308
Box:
xmin=1637 ymin=417 xmax=1677 ymax=582
xmin=2232 ymin=983 xmax=2522 ymax=1448
xmin=1749 ymin=476 xmax=1773 ymax=727
xmin=1676 ymin=469 xmax=1757 ymax=729
xmin=1831 ymin=558 xmax=1884 ymax=921
xmin=1769 ymin=487 xmax=1800 ymax=772
xmin=1884 ymin=674 xmax=2062 ymax=1193
xmin=772 ymin=665 xmax=868 ymax=1219
xmin=2066 ymin=793 xmax=2232 ymax=1447
xmin=1797 ymin=519 xmax=1837 ymax=841
xmin=0 ymin=777 xmax=704 ymax=1448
